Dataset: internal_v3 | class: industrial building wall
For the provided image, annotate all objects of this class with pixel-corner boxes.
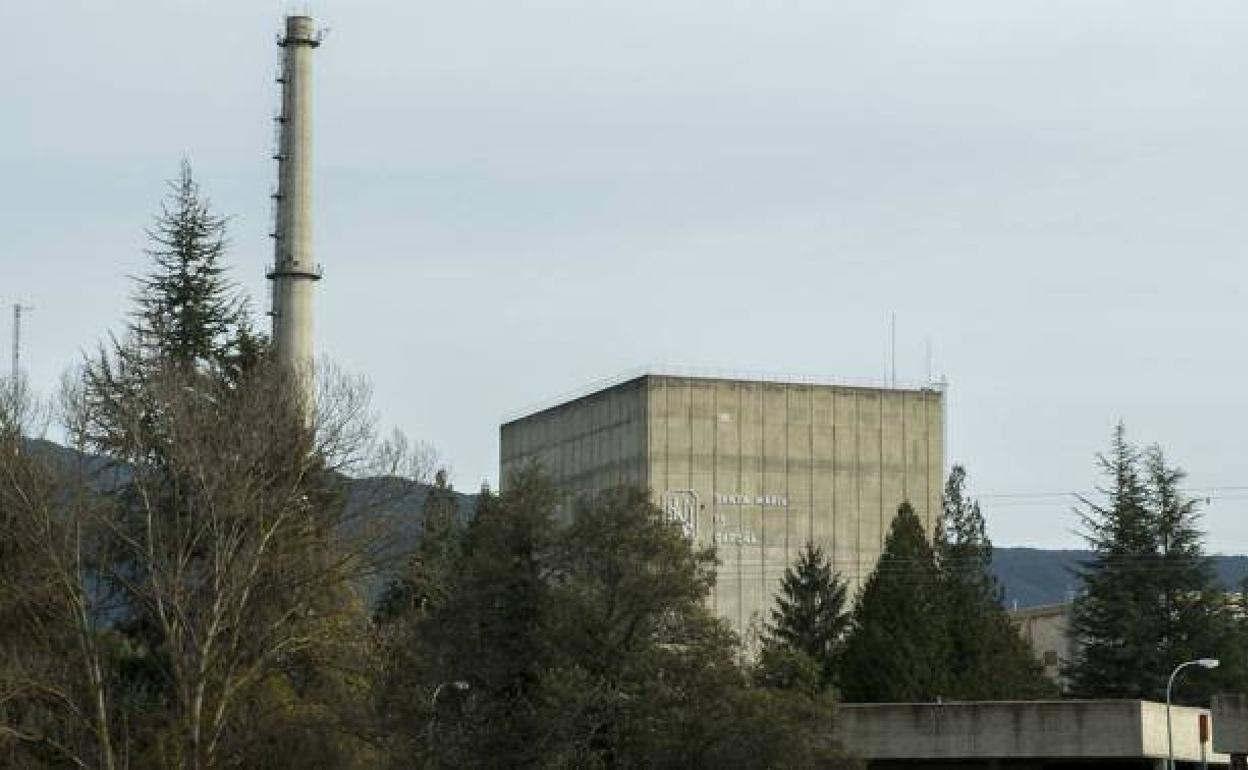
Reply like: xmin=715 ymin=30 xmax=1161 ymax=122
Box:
xmin=499 ymin=379 xmax=648 ymax=494
xmin=645 ymin=376 xmax=944 ymax=637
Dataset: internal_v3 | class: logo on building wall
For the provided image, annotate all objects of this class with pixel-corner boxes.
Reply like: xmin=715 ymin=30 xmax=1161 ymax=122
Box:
xmin=662 ymin=490 xmax=698 ymax=540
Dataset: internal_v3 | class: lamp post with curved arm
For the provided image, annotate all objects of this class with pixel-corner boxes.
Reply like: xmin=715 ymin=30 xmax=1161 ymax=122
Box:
xmin=428 ymin=680 xmax=470 ymax=745
xmin=1167 ymin=658 xmax=1219 ymax=770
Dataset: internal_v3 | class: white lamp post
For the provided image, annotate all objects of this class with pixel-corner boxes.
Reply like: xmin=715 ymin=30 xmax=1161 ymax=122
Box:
xmin=1168 ymin=658 xmax=1219 ymax=770
xmin=428 ymin=680 xmax=470 ymax=744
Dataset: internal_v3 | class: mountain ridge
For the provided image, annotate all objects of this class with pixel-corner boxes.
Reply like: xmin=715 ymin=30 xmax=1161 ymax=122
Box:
xmin=992 ymin=547 xmax=1248 ymax=609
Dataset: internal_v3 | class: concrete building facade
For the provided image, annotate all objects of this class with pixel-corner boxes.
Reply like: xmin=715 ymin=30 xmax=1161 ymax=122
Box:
xmin=1011 ymin=602 xmax=1076 ymax=687
xmin=500 ymin=370 xmax=945 ymax=635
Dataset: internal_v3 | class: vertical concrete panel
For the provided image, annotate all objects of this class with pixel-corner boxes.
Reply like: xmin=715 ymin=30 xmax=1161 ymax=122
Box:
xmin=857 ymin=391 xmax=883 ymax=580
xmin=666 ymin=379 xmax=692 ymax=494
xmin=738 ymin=382 xmax=763 ymax=636
xmin=785 ymin=385 xmax=813 ymax=561
xmin=927 ymin=391 xmax=945 ymax=527
xmin=811 ymin=387 xmax=836 ymax=554
xmin=760 ymin=384 xmax=787 ymax=630
xmin=648 ymin=379 xmax=668 ymax=495
xmin=656 ymin=381 xmax=673 ymax=491
xmin=832 ymin=390 xmax=860 ymax=591
xmin=630 ymin=386 xmax=644 ymax=487
xmin=880 ymin=391 xmax=907 ymax=532
xmin=904 ymin=392 xmax=930 ymax=529
xmin=689 ymin=382 xmax=715 ymax=546
xmin=712 ymin=381 xmax=741 ymax=619
xmin=599 ymin=394 xmax=615 ymax=489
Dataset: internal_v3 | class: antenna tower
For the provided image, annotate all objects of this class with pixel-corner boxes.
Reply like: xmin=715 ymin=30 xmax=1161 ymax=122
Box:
xmin=11 ymin=303 xmax=33 ymax=382
xmin=889 ymin=312 xmax=897 ymax=387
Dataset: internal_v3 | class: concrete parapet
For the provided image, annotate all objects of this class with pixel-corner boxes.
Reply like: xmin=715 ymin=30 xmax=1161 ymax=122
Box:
xmin=1214 ymin=693 xmax=1248 ymax=754
xmin=837 ymin=700 xmax=1225 ymax=763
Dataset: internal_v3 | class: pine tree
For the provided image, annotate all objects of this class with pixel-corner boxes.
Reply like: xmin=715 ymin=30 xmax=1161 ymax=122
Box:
xmin=1141 ymin=444 xmax=1238 ymax=703
xmin=129 ymin=159 xmax=250 ymax=371
xmin=84 ymin=161 xmax=264 ymax=456
xmin=1067 ymin=424 xmax=1159 ymax=697
xmin=839 ymin=502 xmax=950 ymax=702
xmin=939 ymin=466 xmax=1054 ymax=699
xmin=1067 ymin=425 xmax=1234 ymax=702
xmin=375 ymin=469 xmax=463 ymax=623
xmin=764 ymin=541 xmax=850 ymax=689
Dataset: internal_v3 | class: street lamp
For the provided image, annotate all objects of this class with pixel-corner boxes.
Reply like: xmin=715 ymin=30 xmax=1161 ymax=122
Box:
xmin=1167 ymin=658 xmax=1220 ymax=770
xmin=428 ymin=680 xmax=470 ymax=744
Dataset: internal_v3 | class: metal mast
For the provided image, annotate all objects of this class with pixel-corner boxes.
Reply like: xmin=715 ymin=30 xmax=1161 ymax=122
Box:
xmin=268 ymin=15 xmax=323 ymax=383
xmin=11 ymin=303 xmax=32 ymax=382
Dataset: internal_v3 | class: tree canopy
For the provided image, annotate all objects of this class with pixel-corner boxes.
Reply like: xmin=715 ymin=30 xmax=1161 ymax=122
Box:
xmin=763 ymin=541 xmax=850 ymax=690
xmin=378 ymin=473 xmax=851 ymax=768
xmin=840 ymin=502 xmax=950 ymax=702
xmin=938 ymin=466 xmax=1053 ymax=700
xmin=1067 ymin=424 xmax=1240 ymax=703
xmin=837 ymin=471 xmax=1054 ymax=703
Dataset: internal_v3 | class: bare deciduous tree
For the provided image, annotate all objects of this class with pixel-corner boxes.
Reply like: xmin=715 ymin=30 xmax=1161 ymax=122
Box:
xmin=0 ymin=362 xmax=431 ymax=769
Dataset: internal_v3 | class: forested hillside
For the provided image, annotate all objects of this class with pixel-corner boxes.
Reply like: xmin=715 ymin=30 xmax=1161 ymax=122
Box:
xmin=992 ymin=547 xmax=1248 ymax=608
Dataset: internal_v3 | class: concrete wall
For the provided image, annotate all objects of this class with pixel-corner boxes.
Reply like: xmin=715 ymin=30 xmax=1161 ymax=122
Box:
xmin=644 ymin=376 xmax=943 ymax=634
xmin=500 ymin=378 xmax=648 ymax=495
xmin=1010 ymin=603 xmax=1075 ymax=686
xmin=1213 ymin=694 xmax=1248 ymax=754
xmin=500 ymin=373 xmax=945 ymax=637
xmin=837 ymin=701 xmax=1225 ymax=763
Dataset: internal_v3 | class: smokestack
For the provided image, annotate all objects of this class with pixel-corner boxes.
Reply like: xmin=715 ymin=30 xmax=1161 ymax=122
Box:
xmin=268 ymin=15 xmax=322 ymax=379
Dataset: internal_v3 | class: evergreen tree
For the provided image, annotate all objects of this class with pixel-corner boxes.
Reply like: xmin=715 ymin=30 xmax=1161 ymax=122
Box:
xmin=1067 ymin=425 xmax=1234 ymax=702
xmin=381 ymin=475 xmax=852 ymax=767
xmin=1067 ymin=424 xmax=1159 ymax=697
xmin=764 ymin=541 xmax=850 ymax=689
xmin=374 ymin=470 xmax=463 ymax=623
xmin=382 ymin=469 xmax=559 ymax=766
xmin=939 ymin=466 xmax=1054 ymax=699
xmin=840 ymin=502 xmax=950 ymax=702
xmin=129 ymin=159 xmax=251 ymax=371
xmin=1144 ymin=444 xmax=1232 ymax=683
xmin=64 ymin=164 xmax=376 ymax=765
xmin=84 ymin=161 xmax=264 ymax=456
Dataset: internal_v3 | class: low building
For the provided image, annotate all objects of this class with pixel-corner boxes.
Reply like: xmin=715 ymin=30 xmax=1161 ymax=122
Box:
xmin=1010 ymin=602 xmax=1076 ymax=687
xmin=837 ymin=700 xmax=1225 ymax=768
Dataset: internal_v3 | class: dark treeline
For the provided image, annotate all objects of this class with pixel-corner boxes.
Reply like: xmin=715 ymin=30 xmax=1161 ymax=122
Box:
xmin=763 ymin=469 xmax=1054 ymax=704
xmin=374 ymin=474 xmax=851 ymax=767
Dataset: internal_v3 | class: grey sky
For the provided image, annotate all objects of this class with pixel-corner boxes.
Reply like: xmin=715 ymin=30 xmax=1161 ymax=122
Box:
xmin=4 ymin=0 xmax=1248 ymax=550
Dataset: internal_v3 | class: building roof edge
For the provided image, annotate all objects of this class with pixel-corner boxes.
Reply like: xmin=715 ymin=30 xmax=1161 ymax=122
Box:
xmin=500 ymin=365 xmax=948 ymax=426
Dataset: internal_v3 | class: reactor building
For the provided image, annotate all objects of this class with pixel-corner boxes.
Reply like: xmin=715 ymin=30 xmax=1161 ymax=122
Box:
xmin=500 ymin=369 xmax=946 ymax=636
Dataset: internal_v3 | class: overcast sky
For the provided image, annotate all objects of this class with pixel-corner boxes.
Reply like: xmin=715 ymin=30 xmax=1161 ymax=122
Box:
xmin=5 ymin=0 xmax=1248 ymax=550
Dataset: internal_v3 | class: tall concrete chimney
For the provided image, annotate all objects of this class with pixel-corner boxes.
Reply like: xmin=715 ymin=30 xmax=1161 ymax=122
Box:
xmin=268 ymin=15 xmax=322 ymax=377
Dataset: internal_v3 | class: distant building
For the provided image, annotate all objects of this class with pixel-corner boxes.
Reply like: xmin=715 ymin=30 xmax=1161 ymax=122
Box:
xmin=499 ymin=368 xmax=945 ymax=636
xmin=1010 ymin=602 xmax=1076 ymax=687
